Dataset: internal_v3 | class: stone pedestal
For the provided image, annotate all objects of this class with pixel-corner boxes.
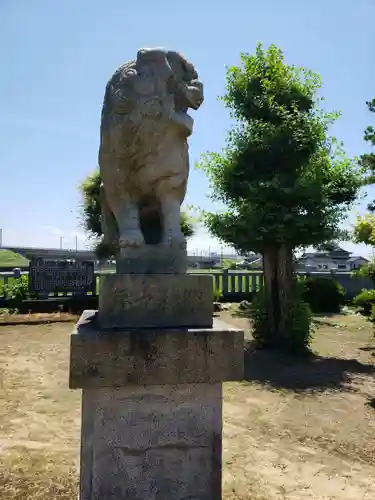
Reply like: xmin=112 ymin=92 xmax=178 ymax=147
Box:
xmin=70 ymin=274 xmax=244 ymax=500
xmin=98 ymin=273 xmax=213 ymax=329
xmin=117 ymin=244 xmax=188 ymax=274
xmin=79 ymin=384 xmax=222 ymax=500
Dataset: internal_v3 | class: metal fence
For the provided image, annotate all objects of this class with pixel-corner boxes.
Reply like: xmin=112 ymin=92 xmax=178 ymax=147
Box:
xmin=0 ymin=268 xmax=373 ymax=301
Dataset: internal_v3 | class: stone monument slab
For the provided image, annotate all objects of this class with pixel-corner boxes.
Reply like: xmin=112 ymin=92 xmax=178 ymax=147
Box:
xmin=98 ymin=273 xmax=213 ymax=329
xmin=116 ymin=244 xmax=188 ymax=274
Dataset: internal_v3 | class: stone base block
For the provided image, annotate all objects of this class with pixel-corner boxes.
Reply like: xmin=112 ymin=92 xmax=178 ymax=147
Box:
xmin=69 ymin=310 xmax=244 ymax=389
xmin=117 ymin=244 xmax=188 ymax=274
xmin=98 ymin=273 xmax=213 ymax=329
xmin=79 ymin=384 xmax=222 ymax=500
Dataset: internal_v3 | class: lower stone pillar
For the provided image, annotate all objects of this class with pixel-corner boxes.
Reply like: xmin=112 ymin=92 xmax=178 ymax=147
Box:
xmin=79 ymin=384 xmax=222 ymax=500
xmin=70 ymin=310 xmax=244 ymax=500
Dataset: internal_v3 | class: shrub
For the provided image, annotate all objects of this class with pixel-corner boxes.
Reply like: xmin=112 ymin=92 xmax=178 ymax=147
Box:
xmin=1 ymin=275 xmax=31 ymax=309
xmin=249 ymin=282 xmax=314 ymax=354
xmin=0 ymin=307 xmax=18 ymax=315
xmin=353 ymin=288 xmax=375 ymax=315
xmin=302 ymin=277 xmax=344 ymax=313
xmin=370 ymin=303 xmax=375 ymax=323
xmin=222 ymin=259 xmax=237 ymax=270
xmin=352 ymin=258 xmax=375 ymax=286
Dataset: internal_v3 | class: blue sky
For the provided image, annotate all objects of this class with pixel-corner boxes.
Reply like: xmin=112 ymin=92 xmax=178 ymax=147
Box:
xmin=0 ymin=0 xmax=373 ymax=256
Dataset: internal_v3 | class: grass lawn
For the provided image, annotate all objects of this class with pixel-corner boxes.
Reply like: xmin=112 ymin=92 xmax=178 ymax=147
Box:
xmin=0 ymin=250 xmax=28 ymax=268
xmin=0 ymin=310 xmax=374 ymax=499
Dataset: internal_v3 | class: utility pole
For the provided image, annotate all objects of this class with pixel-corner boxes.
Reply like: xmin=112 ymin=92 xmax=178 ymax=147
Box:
xmin=75 ymin=235 xmax=78 ymax=252
xmin=60 ymin=236 xmax=63 ymax=249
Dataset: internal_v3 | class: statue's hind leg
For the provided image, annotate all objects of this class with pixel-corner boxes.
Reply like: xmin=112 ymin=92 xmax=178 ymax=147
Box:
xmin=158 ymin=141 xmax=188 ymax=247
xmin=160 ymin=195 xmax=185 ymax=246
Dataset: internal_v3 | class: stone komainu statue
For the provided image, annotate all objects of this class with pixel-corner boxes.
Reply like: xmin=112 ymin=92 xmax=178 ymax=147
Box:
xmin=98 ymin=48 xmax=204 ymax=249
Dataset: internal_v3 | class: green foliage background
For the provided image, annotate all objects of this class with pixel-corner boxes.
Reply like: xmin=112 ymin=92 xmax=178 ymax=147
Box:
xmin=197 ymin=43 xmax=362 ymax=255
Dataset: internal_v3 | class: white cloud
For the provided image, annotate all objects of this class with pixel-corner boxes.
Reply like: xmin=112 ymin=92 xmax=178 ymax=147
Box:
xmin=40 ymin=225 xmax=63 ymax=237
xmin=187 ymin=224 xmax=233 ymax=254
xmin=1 ymin=226 xmax=91 ymax=251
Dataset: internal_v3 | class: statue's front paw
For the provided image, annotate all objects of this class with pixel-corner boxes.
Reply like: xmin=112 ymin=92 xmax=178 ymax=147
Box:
xmin=119 ymin=231 xmax=145 ymax=248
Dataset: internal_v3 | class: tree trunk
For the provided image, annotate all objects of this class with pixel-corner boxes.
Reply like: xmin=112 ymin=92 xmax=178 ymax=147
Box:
xmin=263 ymin=243 xmax=294 ymax=348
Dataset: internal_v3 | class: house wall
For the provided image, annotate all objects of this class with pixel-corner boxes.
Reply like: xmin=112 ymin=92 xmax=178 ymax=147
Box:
xmin=349 ymin=258 xmax=369 ymax=270
xmin=303 ymin=257 xmax=350 ymax=271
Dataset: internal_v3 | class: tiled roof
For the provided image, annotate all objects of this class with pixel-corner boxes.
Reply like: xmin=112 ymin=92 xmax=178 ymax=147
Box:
xmin=300 ymin=253 xmax=367 ymax=262
xmin=347 ymin=256 xmax=369 ymax=262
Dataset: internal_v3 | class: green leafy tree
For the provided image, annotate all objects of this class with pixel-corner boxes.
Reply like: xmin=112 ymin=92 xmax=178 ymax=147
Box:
xmin=360 ymin=99 xmax=375 ymax=193
xmin=79 ymin=169 xmax=195 ymax=257
xmin=351 ymin=99 xmax=375 ymax=282
xmin=352 ymin=99 xmax=375 ymax=238
xmin=314 ymin=242 xmax=341 ymax=252
xmin=313 ymin=231 xmax=352 ymax=253
xmin=353 ymin=213 xmax=375 ymax=247
xmin=198 ymin=43 xmax=362 ymax=351
xmin=352 ymin=214 xmax=375 ymax=285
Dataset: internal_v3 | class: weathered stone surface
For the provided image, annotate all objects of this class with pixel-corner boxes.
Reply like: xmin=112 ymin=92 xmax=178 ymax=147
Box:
xmin=98 ymin=273 xmax=213 ymax=329
xmin=69 ymin=310 xmax=244 ymax=389
xmin=116 ymin=243 xmax=187 ymax=274
xmin=99 ymin=47 xmax=204 ymax=251
xmin=79 ymin=384 xmax=222 ymax=500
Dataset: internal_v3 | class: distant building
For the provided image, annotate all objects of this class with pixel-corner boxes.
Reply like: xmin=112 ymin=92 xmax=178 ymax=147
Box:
xmin=298 ymin=248 xmax=369 ymax=271
xmin=346 ymin=256 xmax=370 ymax=270
xmin=236 ymin=253 xmax=263 ymax=269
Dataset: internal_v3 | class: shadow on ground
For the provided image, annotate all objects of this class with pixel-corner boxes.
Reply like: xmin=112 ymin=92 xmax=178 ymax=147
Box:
xmin=368 ymin=398 xmax=375 ymax=409
xmin=244 ymin=342 xmax=375 ymax=393
xmin=233 ymin=309 xmax=348 ymax=328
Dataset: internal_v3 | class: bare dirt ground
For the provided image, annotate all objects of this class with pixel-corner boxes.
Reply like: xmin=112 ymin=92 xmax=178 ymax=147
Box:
xmin=0 ymin=310 xmax=374 ymax=499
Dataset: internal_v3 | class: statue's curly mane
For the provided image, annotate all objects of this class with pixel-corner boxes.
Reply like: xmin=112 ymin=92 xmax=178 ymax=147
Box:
xmin=99 ymin=58 xmax=175 ymax=173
